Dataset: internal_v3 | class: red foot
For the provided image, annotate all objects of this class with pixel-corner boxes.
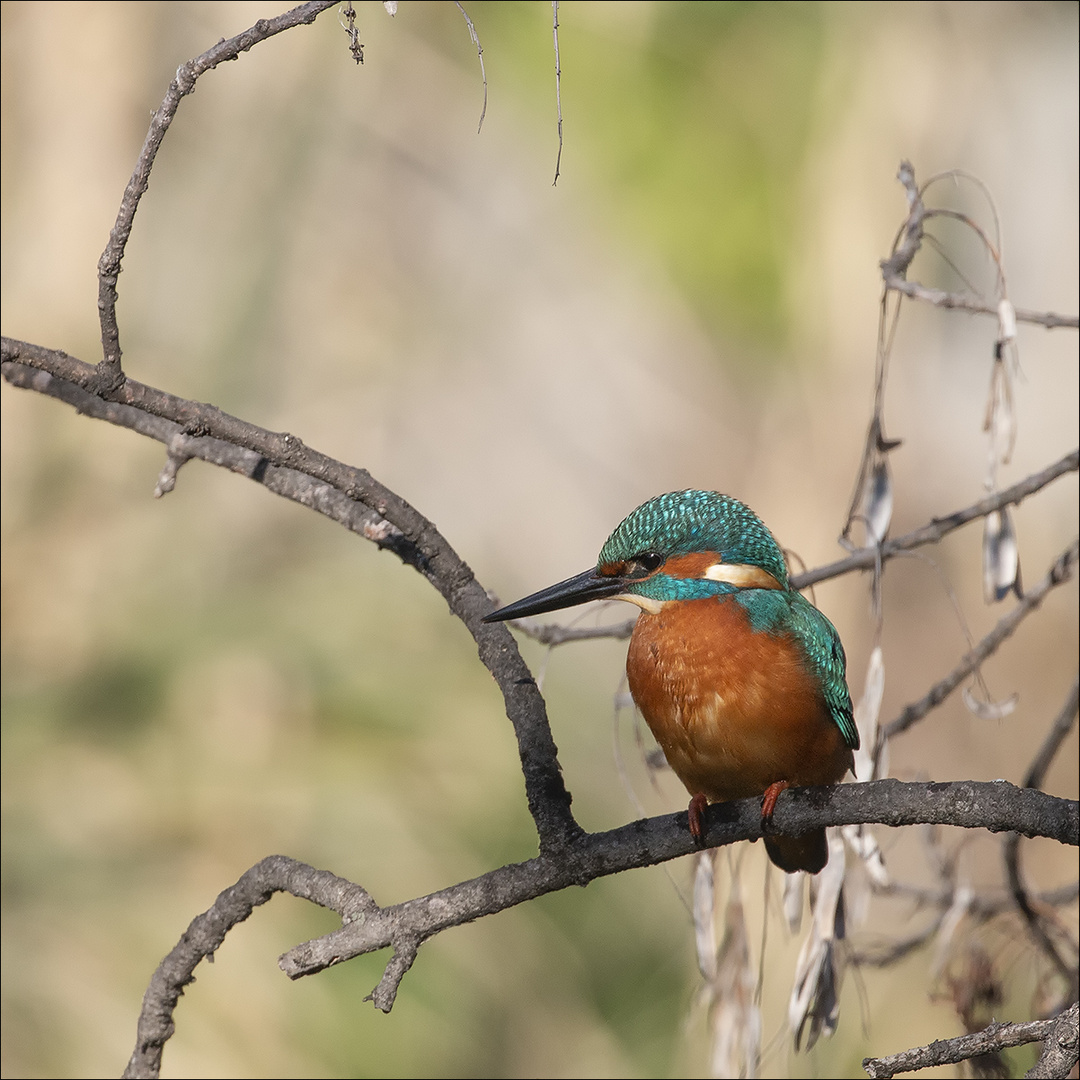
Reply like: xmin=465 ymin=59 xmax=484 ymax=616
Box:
xmin=687 ymin=793 xmax=709 ymax=842
xmin=760 ymin=780 xmax=791 ymax=822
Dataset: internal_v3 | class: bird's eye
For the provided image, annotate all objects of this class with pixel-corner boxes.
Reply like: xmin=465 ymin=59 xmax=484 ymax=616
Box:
xmin=632 ymin=552 xmax=664 ymax=576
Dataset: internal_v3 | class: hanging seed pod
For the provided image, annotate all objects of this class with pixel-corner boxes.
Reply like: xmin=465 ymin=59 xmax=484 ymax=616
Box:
xmin=783 ymin=871 xmax=805 ymax=934
xmin=709 ymin=883 xmax=762 ymax=1079
xmin=789 ymin=833 xmax=846 ymax=1051
xmin=984 ymin=354 xmax=1017 ymax=475
xmin=962 ymin=684 xmax=1018 ymax=721
xmin=862 ymin=454 xmax=893 ymax=546
xmin=982 ymin=507 xmax=1022 ymax=602
xmin=693 ymin=851 xmax=718 ymax=982
xmin=853 ymin=646 xmax=885 ymax=781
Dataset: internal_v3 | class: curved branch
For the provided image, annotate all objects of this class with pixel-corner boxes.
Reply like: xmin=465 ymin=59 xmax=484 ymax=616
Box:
xmin=95 ymin=1 xmax=338 ymax=388
xmin=1028 ymin=1002 xmax=1080 ymax=1079
xmin=119 ymin=780 xmax=1076 ymax=1077
xmin=1004 ymin=677 xmax=1080 ymax=997
xmin=122 ymin=856 xmax=374 ymax=1079
xmin=0 ymin=339 xmax=582 ymax=854
xmin=878 ymin=160 xmax=1079 ymax=331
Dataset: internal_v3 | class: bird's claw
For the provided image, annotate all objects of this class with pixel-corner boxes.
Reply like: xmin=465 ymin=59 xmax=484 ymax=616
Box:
xmin=687 ymin=793 xmax=708 ymax=843
xmin=760 ymin=780 xmax=791 ymax=826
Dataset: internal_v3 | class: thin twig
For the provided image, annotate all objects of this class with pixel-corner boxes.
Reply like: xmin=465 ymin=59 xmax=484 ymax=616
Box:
xmin=1023 ymin=676 xmax=1080 ymax=791
xmin=510 ymin=616 xmax=637 ymax=645
xmin=921 ymin=168 xmax=1004 ymax=268
xmin=876 ymin=878 xmax=1079 ymax=916
xmin=884 ymin=277 xmax=1078 ymax=329
xmin=551 ymin=0 xmax=563 ymax=185
xmin=850 ymin=918 xmax=944 ymax=968
xmin=802 ymin=448 xmax=1079 ymax=589
xmin=340 ymin=1 xmax=364 ymax=64
xmin=455 ymin=2 xmax=487 ymax=133
xmin=881 ymin=540 xmax=1080 ymax=743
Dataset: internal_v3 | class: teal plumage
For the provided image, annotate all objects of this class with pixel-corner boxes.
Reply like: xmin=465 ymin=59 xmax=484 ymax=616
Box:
xmin=733 ymin=588 xmax=859 ymax=752
xmin=598 ymin=489 xmax=790 ymax=589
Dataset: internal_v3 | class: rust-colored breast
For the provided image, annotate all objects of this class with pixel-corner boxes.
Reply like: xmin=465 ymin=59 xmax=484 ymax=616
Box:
xmin=626 ymin=595 xmax=852 ymax=804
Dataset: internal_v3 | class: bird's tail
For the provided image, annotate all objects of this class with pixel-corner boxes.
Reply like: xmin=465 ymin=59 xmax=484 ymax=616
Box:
xmin=764 ymin=829 xmax=829 ymax=874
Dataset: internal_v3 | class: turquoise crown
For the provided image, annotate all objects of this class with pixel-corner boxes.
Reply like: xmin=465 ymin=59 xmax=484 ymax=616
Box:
xmin=598 ymin=490 xmax=789 ymax=587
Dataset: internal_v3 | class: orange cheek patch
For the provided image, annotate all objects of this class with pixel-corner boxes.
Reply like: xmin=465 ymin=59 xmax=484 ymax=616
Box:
xmin=663 ymin=552 xmax=783 ymax=590
xmin=662 ymin=551 xmax=723 ymax=579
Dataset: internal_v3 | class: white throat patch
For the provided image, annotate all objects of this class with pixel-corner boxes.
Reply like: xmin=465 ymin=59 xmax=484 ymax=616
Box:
xmin=614 ymin=592 xmax=666 ymax=615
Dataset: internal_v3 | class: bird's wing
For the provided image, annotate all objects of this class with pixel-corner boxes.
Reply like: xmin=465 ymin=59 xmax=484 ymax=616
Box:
xmin=732 ymin=587 xmax=859 ymax=750
xmin=788 ymin=594 xmax=860 ymax=751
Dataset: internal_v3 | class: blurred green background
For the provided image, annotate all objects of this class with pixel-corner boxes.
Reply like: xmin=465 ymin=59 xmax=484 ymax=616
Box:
xmin=2 ymin=2 xmax=1077 ymax=1077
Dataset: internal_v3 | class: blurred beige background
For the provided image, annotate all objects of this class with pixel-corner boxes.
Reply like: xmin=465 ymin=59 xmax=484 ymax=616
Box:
xmin=2 ymin=2 xmax=1077 ymax=1077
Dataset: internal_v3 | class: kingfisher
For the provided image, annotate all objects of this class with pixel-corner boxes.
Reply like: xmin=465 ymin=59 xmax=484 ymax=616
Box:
xmin=484 ymin=490 xmax=859 ymax=874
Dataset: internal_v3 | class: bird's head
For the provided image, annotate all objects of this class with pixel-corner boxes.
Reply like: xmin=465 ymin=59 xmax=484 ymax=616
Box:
xmin=484 ymin=490 xmax=789 ymax=622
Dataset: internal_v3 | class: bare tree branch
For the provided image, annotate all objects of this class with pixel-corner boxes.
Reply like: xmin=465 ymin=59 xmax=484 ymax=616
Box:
xmin=1027 ymin=1001 xmax=1080 ymax=1079
xmin=1 ymin=337 xmax=583 ymax=856
xmin=862 ymin=1001 xmax=1079 ymax=1078
xmin=879 ymin=160 xmax=1079 ymax=330
xmin=1004 ymin=677 xmax=1080 ymax=998
xmin=266 ymin=780 xmax=1080 ymax=981
xmin=122 ymin=856 xmax=374 ymax=1079
xmin=796 ymin=449 xmax=1079 ymax=590
xmin=883 ymin=277 xmax=1079 ymax=329
xmin=115 ymin=779 xmax=1076 ymax=1078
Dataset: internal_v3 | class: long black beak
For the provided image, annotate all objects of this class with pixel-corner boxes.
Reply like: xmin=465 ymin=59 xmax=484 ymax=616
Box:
xmin=483 ymin=567 xmax=628 ymax=622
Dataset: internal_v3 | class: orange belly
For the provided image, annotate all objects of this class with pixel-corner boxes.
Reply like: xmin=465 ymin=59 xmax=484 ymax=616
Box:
xmin=626 ymin=596 xmax=853 ymax=805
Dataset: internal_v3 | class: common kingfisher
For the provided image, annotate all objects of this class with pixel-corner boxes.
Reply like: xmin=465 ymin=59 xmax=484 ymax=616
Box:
xmin=484 ymin=490 xmax=859 ymax=874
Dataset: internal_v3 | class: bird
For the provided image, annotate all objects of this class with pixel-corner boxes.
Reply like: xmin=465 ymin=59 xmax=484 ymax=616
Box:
xmin=483 ymin=489 xmax=859 ymax=874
